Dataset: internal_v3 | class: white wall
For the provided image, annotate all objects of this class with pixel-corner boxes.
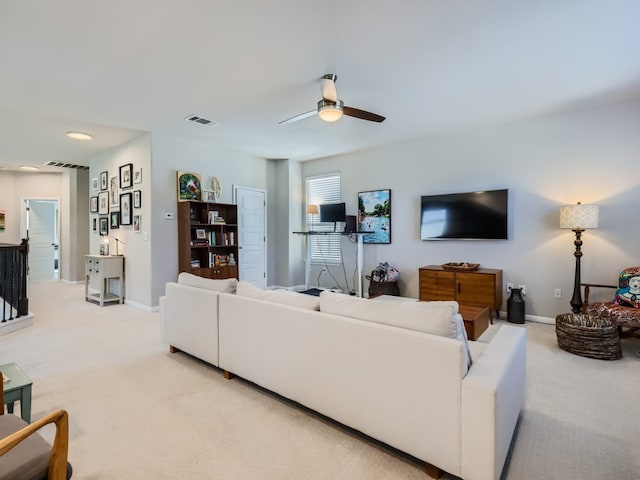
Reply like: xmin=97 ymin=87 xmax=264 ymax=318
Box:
xmin=89 ymin=134 xmax=152 ymax=307
xmin=301 ymin=99 xmax=640 ymax=319
xmin=150 ymin=133 xmax=269 ymax=307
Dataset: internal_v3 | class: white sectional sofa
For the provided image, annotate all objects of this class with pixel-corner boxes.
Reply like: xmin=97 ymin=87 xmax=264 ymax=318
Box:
xmin=160 ymin=274 xmax=527 ymax=480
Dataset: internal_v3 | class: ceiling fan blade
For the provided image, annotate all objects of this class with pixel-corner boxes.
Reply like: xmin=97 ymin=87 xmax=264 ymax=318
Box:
xmin=343 ymin=106 xmax=385 ymax=123
xmin=321 ymin=74 xmax=338 ymax=102
xmin=278 ymin=109 xmax=318 ymax=125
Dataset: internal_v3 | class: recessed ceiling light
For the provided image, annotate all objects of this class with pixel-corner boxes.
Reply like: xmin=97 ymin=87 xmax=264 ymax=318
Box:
xmin=66 ymin=131 xmax=93 ymax=140
xmin=20 ymin=165 xmax=39 ymax=171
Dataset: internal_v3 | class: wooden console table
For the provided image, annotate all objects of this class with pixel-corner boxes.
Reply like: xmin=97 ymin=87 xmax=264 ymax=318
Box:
xmin=419 ymin=265 xmax=503 ymax=319
xmin=85 ymin=255 xmax=124 ymax=306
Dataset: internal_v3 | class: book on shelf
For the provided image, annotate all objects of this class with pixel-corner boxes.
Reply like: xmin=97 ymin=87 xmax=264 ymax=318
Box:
xmin=209 ymin=231 xmax=216 ymax=245
xmin=191 ymin=259 xmax=201 ymax=268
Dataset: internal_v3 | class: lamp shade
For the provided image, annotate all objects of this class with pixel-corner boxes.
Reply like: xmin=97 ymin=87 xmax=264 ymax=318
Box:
xmin=306 ymin=204 xmax=319 ymax=215
xmin=560 ymin=203 xmax=599 ymax=229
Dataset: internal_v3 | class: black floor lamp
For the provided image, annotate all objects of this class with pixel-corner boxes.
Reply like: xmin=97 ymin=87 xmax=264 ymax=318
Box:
xmin=560 ymin=202 xmax=599 ymax=313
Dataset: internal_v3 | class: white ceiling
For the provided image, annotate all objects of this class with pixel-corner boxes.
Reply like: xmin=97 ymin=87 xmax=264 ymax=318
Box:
xmin=1 ymin=0 xmax=639 ymax=172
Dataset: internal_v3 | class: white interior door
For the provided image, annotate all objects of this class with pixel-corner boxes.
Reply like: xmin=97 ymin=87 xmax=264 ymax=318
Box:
xmin=234 ymin=186 xmax=266 ymax=288
xmin=26 ymin=200 xmax=57 ymax=281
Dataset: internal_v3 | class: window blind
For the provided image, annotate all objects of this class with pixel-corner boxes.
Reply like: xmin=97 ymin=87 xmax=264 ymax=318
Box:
xmin=306 ymin=173 xmax=341 ymax=265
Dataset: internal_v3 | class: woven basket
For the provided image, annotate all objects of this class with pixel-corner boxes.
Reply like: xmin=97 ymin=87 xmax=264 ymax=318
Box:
xmin=368 ymin=279 xmax=400 ymax=298
xmin=555 ymin=313 xmax=621 ymax=360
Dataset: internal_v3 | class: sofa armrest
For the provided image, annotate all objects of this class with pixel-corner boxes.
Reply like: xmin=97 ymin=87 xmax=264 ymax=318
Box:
xmin=163 ymin=282 xmax=221 ymax=366
xmin=461 ymin=325 xmax=526 ymax=480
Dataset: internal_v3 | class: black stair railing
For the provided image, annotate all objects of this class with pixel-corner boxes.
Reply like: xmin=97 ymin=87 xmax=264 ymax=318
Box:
xmin=0 ymin=238 xmax=29 ymax=321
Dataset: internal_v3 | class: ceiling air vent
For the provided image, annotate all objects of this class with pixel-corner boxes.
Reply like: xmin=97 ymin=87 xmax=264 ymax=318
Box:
xmin=185 ymin=115 xmax=216 ymax=126
xmin=44 ymin=161 xmax=90 ymax=170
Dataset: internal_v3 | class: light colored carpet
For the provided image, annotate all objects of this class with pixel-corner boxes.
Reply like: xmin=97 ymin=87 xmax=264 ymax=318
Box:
xmin=1 ymin=281 xmax=639 ymax=479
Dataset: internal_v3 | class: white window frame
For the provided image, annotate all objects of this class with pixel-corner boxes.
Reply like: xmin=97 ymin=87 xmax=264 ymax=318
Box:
xmin=306 ymin=173 xmax=342 ymax=265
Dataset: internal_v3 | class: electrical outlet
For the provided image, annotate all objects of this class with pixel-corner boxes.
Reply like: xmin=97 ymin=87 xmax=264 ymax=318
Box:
xmin=506 ymin=282 xmax=514 ymax=294
xmin=554 ymin=288 xmax=562 ymax=299
xmin=519 ymin=284 xmax=526 ymax=295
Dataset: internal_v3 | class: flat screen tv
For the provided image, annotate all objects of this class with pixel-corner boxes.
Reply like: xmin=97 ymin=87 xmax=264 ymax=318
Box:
xmin=319 ymin=202 xmax=346 ymax=231
xmin=420 ymin=189 xmax=508 ymax=240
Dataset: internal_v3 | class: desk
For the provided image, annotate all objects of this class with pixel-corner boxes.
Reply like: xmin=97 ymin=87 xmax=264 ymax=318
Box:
xmin=85 ymin=255 xmax=124 ymax=306
xmin=1 ymin=362 xmax=32 ymax=423
xmin=293 ymin=232 xmax=370 ymax=298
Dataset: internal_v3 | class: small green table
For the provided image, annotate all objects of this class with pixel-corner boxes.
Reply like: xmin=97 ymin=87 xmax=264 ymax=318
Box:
xmin=1 ymin=362 xmax=32 ymax=423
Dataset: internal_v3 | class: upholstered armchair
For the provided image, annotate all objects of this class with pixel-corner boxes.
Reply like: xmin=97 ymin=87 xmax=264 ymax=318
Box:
xmin=582 ymin=266 xmax=640 ymax=339
xmin=0 ymin=374 xmax=72 ymax=480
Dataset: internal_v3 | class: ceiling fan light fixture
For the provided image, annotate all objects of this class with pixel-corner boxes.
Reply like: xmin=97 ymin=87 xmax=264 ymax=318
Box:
xmin=318 ymin=99 xmax=344 ymax=122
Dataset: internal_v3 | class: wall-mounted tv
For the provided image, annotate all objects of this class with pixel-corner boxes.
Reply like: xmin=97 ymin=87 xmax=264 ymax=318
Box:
xmin=420 ymin=189 xmax=508 ymax=240
xmin=319 ymin=202 xmax=346 ymax=231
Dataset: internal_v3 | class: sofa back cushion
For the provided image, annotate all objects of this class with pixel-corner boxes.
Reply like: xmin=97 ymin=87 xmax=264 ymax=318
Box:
xmin=319 ymin=291 xmax=471 ymax=367
xmin=178 ymin=272 xmax=238 ymax=293
xmin=236 ymin=281 xmax=320 ymax=311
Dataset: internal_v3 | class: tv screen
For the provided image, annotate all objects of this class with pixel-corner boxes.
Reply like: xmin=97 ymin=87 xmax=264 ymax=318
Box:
xmin=319 ymin=202 xmax=346 ymax=223
xmin=420 ymin=189 xmax=508 ymax=240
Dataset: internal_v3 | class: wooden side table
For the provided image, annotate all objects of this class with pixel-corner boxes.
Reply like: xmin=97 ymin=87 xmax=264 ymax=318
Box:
xmin=458 ymin=304 xmax=491 ymax=341
xmin=1 ymin=362 xmax=32 ymax=423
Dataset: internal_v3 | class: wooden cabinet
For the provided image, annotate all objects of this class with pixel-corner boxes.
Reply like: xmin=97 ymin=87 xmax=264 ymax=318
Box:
xmin=177 ymin=201 xmax=239 ymax=279
xmin=419 ymin=265 xmax=503 ymax=318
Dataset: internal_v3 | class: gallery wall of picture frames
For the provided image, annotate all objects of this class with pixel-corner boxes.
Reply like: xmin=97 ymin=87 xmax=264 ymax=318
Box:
xmin=90 ymin=164 xmax=144 ymax=239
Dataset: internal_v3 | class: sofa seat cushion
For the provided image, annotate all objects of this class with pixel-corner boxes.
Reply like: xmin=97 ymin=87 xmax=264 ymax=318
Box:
xmin=320 ymin=291 xmax=471 ymax=368
xmin=178 ymin=272 xmax=238 ymax=293
xmin=236 ymin=281 xmax=320 ymax=310
xmin=0 ymin=414 xmax=50 ymax=480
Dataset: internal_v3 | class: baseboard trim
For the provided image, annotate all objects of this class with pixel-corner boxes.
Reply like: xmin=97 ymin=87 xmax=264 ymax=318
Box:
xmin=498 ymin=311 xmax=555 ymax=325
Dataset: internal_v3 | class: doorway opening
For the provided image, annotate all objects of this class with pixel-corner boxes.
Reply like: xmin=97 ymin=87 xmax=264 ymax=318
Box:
xmin=21 ymin=199 xmax=60 ymax=281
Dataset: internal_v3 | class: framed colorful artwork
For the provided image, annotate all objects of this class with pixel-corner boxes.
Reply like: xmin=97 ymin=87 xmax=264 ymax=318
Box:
xmin=177 ymin=171 xmax=202 ymax=201
xmin=358 ymin=189 xmax=391 ymax=244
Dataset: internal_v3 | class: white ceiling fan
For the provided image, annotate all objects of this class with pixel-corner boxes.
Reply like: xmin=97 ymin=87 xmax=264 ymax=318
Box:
xmin=279 ymin=74 xmax=386 ymax=124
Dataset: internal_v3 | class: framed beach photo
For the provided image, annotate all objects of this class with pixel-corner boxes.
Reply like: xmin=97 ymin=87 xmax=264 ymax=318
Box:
xmin=133 ymin=190 xmax=141 ymax=208
xmin=98 ymin=191 xmax=109 ymax=215
xmin=120 ymin=192 xmax=132 ymax=225
xmin=120 ymin=163 xmax=133 ymax=189
xmin=358 ymin=189 xmax=391 ymax=244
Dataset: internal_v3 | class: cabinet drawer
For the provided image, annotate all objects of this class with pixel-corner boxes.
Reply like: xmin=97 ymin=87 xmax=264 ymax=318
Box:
xmin=419 ymin=270 xmax=454 ymax=301
xmin=456 ymin=272 xmax=496 ymax=307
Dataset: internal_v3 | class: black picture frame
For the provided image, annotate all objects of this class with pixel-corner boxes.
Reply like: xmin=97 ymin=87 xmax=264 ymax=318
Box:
xmin=133 ymin=190 xmax=141 ymax=208
xmin=90 ymin=196 xmax=98 ymax=213
xmin=120 ymin=192 xmax=132 ymax=225
xmin=99 ymin=217 xmax=108 ymax=235
xmin=110 ymin=211 xmax=120 ymax=229
xmin=358 ymin=189 xmax=391 ymax=244
xmin=100 ymin=171 xmax=108 ymax=191
xmin=98 ymin=191 xmax=109 ymax=215
xmin=119 ymin=163 xmax=133 ymax=189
